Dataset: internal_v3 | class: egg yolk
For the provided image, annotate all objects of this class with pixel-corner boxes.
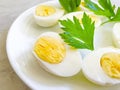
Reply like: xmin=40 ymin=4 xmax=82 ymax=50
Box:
xmin=34 ymin=36 xmax=66 ymax=64
xmin=100 ymin=52 xmax=120 ymax=79
xmin=76 ymin=14 xmax=99 ymax=24
xmin=35 ymin=5 xmax=56 ymax=16
xmin=81 ymin=1 xmax=86 ymax=7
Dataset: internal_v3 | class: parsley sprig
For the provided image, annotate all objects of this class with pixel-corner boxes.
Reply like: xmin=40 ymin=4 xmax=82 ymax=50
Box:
xmin=84 ymin=0 xmax=120 ymax=23
xmin=59 ymin=0 xmax=81 ymax=12
xmin=59 ymin=13 xmax=95 ymax=50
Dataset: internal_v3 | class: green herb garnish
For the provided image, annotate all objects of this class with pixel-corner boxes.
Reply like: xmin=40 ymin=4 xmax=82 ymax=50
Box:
xmin=59 ymin=13 xmax=95 ymax=50
xmin=84 ymin=0 xmax=120 ymax=24
xmin=59 ymin=0 xmax=81 ymax=12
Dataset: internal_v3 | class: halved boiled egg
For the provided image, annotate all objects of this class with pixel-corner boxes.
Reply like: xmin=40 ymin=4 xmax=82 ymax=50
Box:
xmin=32 ymin=32 xmax=82 ymax=77
xmin=112 ymin=23 xmax=120 ymax=48
xmin=60 ymin=11 xmax=101 ymax=27
xmin=33 ymin=3 xmax=64 ymax=27
xmin=82 ymin=47 xmax=120 ymax=85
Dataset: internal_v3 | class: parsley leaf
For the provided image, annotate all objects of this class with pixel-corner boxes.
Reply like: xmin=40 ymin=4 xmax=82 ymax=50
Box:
xmin=59 ymin=0 xmax=81 ymax=12
xmin=59 ymin=13 xmax=95 ymax=50
xmin=110 ymin=7 xmax=120 ymax=21
xmin=84 ymin=0 xmax=120 ymax=23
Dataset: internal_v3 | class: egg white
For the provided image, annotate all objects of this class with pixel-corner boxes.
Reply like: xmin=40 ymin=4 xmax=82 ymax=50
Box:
xmin=33 ymin=32 xmax=82 ymax=77
xmin=59 ymin=11 xmax=101 ymax=28
xmin=112 ymin=23 xmax=120 ymax=48
xmin=82 ymin=47 xmax=120 ymax=86
xmin=33 ymin=2 xmax=64 ymax=27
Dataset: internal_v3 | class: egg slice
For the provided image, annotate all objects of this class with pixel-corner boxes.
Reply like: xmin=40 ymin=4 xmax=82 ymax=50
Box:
xmin=33 ymin=4 xmax=64 ymax=27
xmin=82 ymin=47 xmax=120 ymax=85
xmin=60 ymin=11 xmax=101 ymax=27
xmin=112 ymin=23 xmax=120 ymax=48
xmin=32 ymin=32 xmax=82 ymax=77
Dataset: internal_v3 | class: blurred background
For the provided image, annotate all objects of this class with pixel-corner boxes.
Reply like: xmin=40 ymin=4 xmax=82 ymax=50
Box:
xmin=0 ymin=0 xmax=47 ymax=90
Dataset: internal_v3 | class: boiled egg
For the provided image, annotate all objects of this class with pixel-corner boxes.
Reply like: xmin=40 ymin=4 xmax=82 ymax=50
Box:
xmin=33 ymin=3 xmax=64 ymax=27
xmin=82 ymin=47 xmax=120 ymax=85
xmin=112 ymin=23 xmax=120 ymax=48
xmin=60 ymin=11 xmax=101 ymax=27
xmin=32 ymin=32 xmax=82 ymax=77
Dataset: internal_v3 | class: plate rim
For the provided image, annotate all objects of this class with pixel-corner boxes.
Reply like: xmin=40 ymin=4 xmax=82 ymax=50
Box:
xmin=6 ymin=0 xmax=56 ymax=89
xmin=6 ymin=0 xmax=120 ymax=90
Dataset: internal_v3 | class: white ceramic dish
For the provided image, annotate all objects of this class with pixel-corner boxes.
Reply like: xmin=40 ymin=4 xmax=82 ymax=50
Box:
xmin=6 ymin=0 xmax=120 ymax=90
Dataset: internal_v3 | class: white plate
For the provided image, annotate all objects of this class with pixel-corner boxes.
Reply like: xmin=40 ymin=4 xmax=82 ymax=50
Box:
xmin=6 ymin=0 xmax=120 ymax=90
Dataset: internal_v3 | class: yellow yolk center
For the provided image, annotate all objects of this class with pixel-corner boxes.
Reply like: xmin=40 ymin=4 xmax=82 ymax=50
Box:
xmin=35 ymin=5 xmax=56 ymax=16
xmin=89 ymin=15 xmax=99 ymax=23
xmin=81 ymin=1 xmax=86 ymax=7
xmin=34 ymin=36 xmax=66 ymax=64
xmin=76 ymin=14 xmax=99 ymax=24
xmin=100 ymin=52 xmax=120 ymax=79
